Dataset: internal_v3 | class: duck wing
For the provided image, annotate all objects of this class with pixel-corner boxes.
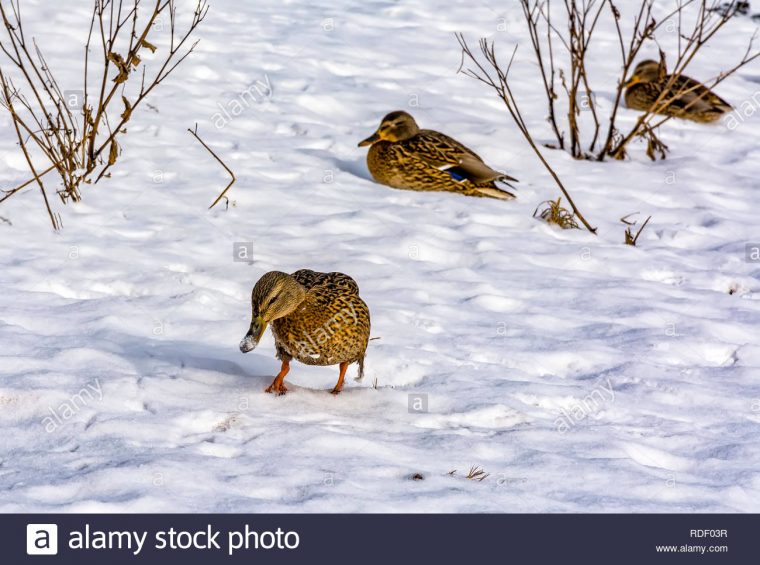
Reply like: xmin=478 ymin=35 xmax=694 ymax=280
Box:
xmin=403 ymin=130 xmax=519 ymax=185
xmin=291 ymin=270 xmax=360 ymax=296
xmin=667 ymin=74 xmax=732 ymax=113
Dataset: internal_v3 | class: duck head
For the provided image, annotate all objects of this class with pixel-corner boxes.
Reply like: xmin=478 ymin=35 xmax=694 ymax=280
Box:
xmin=358 ymin=110 xmax=420 ymax=146
xmin=240 ymin=271 xmax=307 ymax=353
xmin=624 ymin=59 xmax=665 ymax=88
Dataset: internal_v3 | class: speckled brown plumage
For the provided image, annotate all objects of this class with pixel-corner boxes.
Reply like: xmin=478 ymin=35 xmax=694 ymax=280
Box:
xmin=624 ymin=60 xmax=732 ymax=123
xmin=358 ymin=111 xmax=518 ymax=200
xmin=240 ymin=270 xmax=370 ymax=395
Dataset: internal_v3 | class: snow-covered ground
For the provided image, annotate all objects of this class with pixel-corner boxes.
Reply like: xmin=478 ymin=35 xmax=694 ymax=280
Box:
xmin=1 ymin=0 xmax=760 ymax=512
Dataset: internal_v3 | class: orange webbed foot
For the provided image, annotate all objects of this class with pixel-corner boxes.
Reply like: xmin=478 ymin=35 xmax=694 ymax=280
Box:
xmin=330 ymin=362 xmax=348 ymax=396
xmin=266 ymin=360 xmax=290 ymax=396
xmin=265 ymin=382 xmax=288 ymax=395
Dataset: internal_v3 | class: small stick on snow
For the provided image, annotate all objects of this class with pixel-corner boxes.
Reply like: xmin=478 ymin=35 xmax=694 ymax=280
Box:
xmin=187 ymin=124 xmax=237 ymax=210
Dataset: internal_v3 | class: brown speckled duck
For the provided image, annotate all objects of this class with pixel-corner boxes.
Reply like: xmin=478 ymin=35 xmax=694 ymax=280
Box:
xmin=358 ymin=111 xmax=518 ymax=200
xmin=240 ymin=270 xmax=371 ymax=395
xmin=624 ymin=60 xmax=732 ymax=123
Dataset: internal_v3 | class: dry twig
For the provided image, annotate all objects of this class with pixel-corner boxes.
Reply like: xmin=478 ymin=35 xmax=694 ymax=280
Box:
xmin=187 ymin=125 xmax=237 ymax=209
xmin=621 ymin=213 xmax=652 ymax=245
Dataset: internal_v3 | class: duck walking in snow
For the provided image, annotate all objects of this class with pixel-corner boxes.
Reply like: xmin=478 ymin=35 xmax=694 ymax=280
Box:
xmin=358 ymin=110 xmax=518 ymax=200
xmin=624 ymin=60 xmax=732 ymax=123
xmin=240 ymin=270 xmax=371 ymax=395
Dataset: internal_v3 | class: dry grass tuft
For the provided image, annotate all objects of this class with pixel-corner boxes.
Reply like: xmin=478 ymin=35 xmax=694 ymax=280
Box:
xmin=534 ymin=197 xmax=580 ymax=230
xmin=621 ymin=213 xmax=652 ymax=246
xmin=466 ymin=465 xmax=489 ymax=482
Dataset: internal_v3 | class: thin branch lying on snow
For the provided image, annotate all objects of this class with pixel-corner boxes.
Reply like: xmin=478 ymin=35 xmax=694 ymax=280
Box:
xmin=456 ymin=33 xmax=597 ymax=234
xmin=0 ymin=0 xmax=208 ymax=229
xmin=187 ymin=125 xmax=237 ymax=210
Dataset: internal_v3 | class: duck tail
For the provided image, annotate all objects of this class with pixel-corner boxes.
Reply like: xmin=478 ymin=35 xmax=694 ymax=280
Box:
xmin=476 ymin=185 xmax=516 ymax=200
xmin=355 ymin=355 xmax=365 ymax=381
xmin=498 ymin=172 xmax=519 ymax=187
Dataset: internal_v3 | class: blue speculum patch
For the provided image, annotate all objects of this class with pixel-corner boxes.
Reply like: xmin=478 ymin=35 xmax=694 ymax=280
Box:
xmin=444 ymin=167 xmax=467 ymax=182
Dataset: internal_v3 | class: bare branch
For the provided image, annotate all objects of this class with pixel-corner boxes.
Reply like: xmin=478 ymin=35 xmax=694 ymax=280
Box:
xmin=0 ymin=0 xmax=208 ymax=228
xmin=457 ymin=33 xmax=597 ymax=234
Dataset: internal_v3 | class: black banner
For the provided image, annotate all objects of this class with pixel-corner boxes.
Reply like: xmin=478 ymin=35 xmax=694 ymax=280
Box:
xmin=7 ymin=514 xmax=756 ymax=564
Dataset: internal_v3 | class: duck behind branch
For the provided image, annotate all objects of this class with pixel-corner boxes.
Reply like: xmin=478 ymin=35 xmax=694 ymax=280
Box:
xmin=624 ymin=60 xmax=732 ymax=123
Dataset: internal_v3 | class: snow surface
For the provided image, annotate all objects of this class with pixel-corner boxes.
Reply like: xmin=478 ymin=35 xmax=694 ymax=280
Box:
xmin=1 ymin=0 xmax=760 ymax=512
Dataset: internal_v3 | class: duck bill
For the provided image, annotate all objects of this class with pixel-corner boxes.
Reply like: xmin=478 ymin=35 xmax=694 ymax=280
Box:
xmin=358 ymin=132 xmax=380 ymax=147
xmin=623 ymin=76 xmax=638 ymax=88
xmin=240 ymin=316 xmax=267 ymax=353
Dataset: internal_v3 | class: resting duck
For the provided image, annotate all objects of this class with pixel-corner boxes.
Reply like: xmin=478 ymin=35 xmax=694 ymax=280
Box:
xmin=358 ymin=111 xmax=518 ymax=199
xmin=240 ymin=270 xmax=371 ymax=395
xmin=624 ymin=60 xmax=732 ymax=123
